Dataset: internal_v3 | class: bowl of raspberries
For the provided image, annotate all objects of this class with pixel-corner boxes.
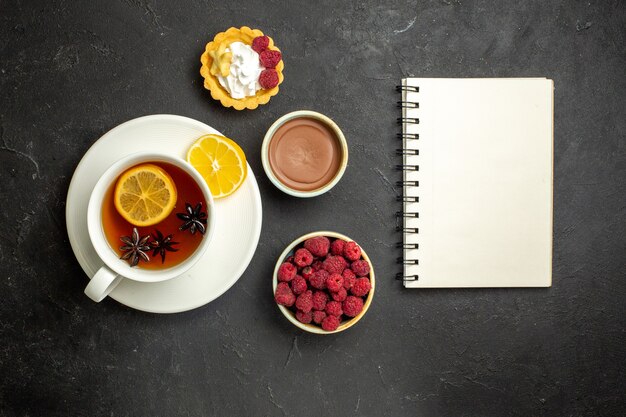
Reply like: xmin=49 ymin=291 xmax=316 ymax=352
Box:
xmin=273 ymin=231 xmax=374 ymax=334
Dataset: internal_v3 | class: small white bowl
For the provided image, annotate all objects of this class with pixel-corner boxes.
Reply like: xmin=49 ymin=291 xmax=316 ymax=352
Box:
xmin=272 ymin=231 xmax=375 ymax=334
xmin=261 ymin=110 xmax=348 ymax=198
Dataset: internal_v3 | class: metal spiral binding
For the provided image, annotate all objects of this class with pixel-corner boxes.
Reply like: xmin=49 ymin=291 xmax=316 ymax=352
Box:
xmin=396 ymin=85 xmax=419 ymax=93
xmin=396 ymin=83 xmax=420 ymax=283
xmin=397 ymin=133 xmax=419 ymax=140
xmin=396 ymin=226 xmax=419 ymax=233
xmin=397 ymin=257 xmax=418 ymax=265
xmin=396 ymin=273 xmax=418 ymax=281
xmin=397 ymin=101 xmax=419 ymax=109
xmin=396 ymin=149 xmax=419 ymax=156
xmin=396 ymin=117 xmax=419 ymax=125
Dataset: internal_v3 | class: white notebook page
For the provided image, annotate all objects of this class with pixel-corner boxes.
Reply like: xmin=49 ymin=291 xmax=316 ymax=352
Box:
xmin=402 ymin=78 xmax=553 ymax=288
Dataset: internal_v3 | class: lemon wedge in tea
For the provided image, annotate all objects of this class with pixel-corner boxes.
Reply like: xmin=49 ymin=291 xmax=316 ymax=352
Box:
xmin=113 ymin=164 xmax=177 ymax=227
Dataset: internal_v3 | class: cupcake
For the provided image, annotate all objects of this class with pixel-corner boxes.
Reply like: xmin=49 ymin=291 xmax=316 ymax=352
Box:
xmin=200 ymin=26 xmax=284 ymax=110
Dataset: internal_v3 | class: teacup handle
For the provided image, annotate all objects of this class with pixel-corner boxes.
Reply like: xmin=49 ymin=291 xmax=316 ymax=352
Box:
xmin=85 ymin=266 xmax=123 ymax=302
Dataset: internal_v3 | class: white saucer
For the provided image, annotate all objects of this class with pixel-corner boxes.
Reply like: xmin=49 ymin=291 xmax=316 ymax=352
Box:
xmin=66 ymin=115 xmax=263 ymax=313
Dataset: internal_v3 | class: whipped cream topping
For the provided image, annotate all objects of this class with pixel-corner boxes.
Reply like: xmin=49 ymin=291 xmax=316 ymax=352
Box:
xmin=217 ymin=42 xmax=263 ymax=99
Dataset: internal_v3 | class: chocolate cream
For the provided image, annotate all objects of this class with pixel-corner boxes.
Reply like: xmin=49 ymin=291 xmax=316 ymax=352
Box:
xmin=268 ymin=117 xmax=343 ymax=192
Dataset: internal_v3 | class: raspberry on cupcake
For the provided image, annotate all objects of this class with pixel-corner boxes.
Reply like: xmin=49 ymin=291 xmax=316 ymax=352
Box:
xmin=251 ymin=35 xmax=270 ymax=53
xmin=260 ymin=50 xmax=282 ymax=69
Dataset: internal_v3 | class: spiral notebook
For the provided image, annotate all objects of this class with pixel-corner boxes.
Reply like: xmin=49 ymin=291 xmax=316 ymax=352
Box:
xmin=398 ymin=78 xmax=554 ymax=288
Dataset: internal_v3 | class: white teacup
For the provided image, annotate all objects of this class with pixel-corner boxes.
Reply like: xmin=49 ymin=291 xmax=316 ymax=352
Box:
xmin=85 ymin=152 xmax=215 ymax=302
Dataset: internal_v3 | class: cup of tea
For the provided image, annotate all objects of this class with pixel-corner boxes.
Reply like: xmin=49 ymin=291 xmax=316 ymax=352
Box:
xmin=84 ymin=152 xmax=215 ymax=302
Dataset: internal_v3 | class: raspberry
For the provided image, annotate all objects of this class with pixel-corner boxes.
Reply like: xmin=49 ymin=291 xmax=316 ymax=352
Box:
xmin=331 ymin=287 xmax=347 ymax=302
xmin=295 ymin=290 xmax=313 ymax=313
xmin=304 ymin=236 xmax=330 ymax=257
xmin=251 ymin=35 xmax=269 ymax=54
xmin=323 ymin=255 xmax=347 ymax=274
xmin=285 ymin=255 xmax=294 ymax=264
xmin=301 ymin=266 xmax=314 ymax=280
xmin=326 ymin=273 xmax=344 ymax=292
xmin=295 ymin=310 xmax=312 ymax=324
xmin=312 ymin=260 xmax=323 ymax=271
xmin=291 ymin=275 xmax=307 ymax=295
xmin=343 ymin=241 xmax=362 ymax=261
xmin=277 ymin=262 xmax=297 ymax=282
xmin=259 ymin=49 xmax=282 ymax=69
xmin=330 ymin=239 xmax=345 ymax=256
xmin=275 ymin=292 xmax=295 ymax=307
xmin=312 ymin=291 xmax=328 ymax=311
xmin=312 ymin=310 xmax=326 ymax=324
xmin=276 ymin=281 xmax=290 ymax=293
xmin=321 ymin=315 xmax=340 ymax=331
xmin=294 ymin=248 xmax=313 ymax=267
xmin=309 ymin=270 xmax=328 ymax=290
xmin=274 ymin=282 xmax=295 ymax=307
xmin=350 ymin=277 xmax=371 ymax=297
xmin=342 ymin=269 xmax=356 ymax=289
xmin=351 ymin=259 xmax=370 ymax=277
xmin=325 ymin=300 xmax=343 ymax=317
xmin=259 ymin=69 xmax=279 ymax=89
xmin=343 ymin=296 xmax=364 ymax=317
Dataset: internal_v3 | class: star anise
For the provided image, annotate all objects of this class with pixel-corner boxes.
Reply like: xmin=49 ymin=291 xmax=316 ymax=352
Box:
xmin=176 ymin=202 xmax=207 ymax=235
xmin=151 ymin=230 xmax=179 ymax=263
xmin=119 ymin=227 xmax=151 ymax=267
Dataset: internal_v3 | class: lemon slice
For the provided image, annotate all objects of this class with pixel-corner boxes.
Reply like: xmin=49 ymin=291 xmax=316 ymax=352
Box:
xmin=187 ymin=134 xmax=247 ymax=199
xmin=114 ymin=164 xmax=177 ymax=227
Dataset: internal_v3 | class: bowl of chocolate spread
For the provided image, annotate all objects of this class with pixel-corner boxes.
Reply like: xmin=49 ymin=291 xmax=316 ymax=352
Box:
xmin=261 ymin=110 xmax=348 ymax=197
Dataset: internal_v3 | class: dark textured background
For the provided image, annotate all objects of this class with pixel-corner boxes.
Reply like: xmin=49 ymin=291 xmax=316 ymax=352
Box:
xmin=1 ymin=0 xmax=625 ymax=416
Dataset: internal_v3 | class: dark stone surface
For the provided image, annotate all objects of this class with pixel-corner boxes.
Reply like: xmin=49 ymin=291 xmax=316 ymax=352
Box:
xmin=1 ymin=0 xmax=624 ymax=416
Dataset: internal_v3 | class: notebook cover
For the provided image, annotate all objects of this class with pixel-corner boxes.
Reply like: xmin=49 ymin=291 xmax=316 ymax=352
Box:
xmin=401 ymin=78 xmax=553 ymax=288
